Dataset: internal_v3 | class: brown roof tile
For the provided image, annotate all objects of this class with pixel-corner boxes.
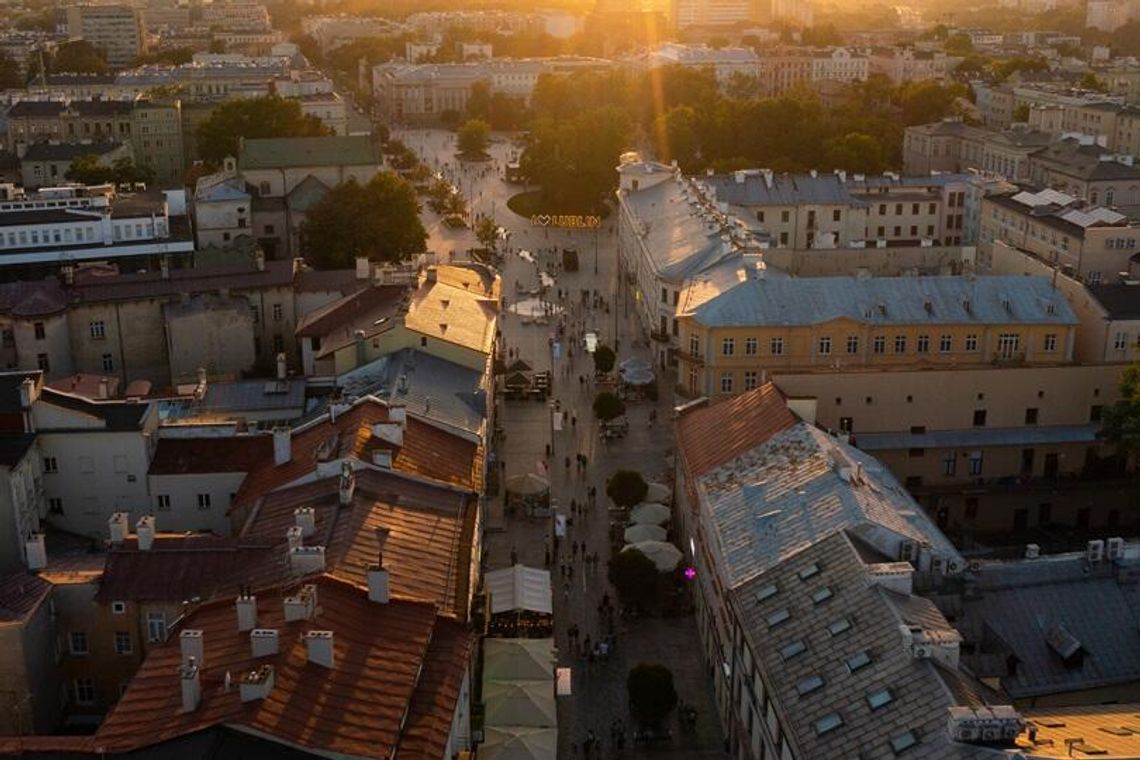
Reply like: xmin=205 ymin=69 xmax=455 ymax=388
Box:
xmin=149 ymin=436 xmax=274 ymax=475
xmin=677 ymin=383 xmax=798 ymax=477
xmin=241 ymin=470 xmax=475 ymax=618
xmin=397 ymin=617 xmax=476 ymax=759
xmin=0 ymin=572 xmax=52 ymax=623
xmin=93 ymin=576 xmax=459 ymax=759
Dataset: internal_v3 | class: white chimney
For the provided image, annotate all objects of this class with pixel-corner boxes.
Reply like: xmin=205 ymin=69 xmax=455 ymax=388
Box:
xmin=293 ymin=508 xmax=316 ymax=538
xmin=355 ymin=256 xmax=371 ymax=280
xmin=235 ymin=594 xmax=257 ymax=632
xmin=305 ymin=630 xmax=335 ymax=668
xmin=367 ymin=558 xmax=390 ymax=604
xmin=136 ymin=514 xmax=155 ymax=551
xmin=25 ymin=532 xmax=46 ymax=570
xmin=239 ymin=664 xmax=275 ymax=703
xmin=97 ymin=376 xmax=110 ymax=399
xmin=290 ymin=545 xmax=326 ymax=575
xmin=286 ymin=525 xmax=303 ymax=552
xmin=388 ymin=405 xmax=407 ymax=425
xmin=272 ymin=427 xmax=292 ymax=466
xmin=180 ymin=658 xmax=201 ymax=712
xmin=19 ymin=377 xmax=38 ymax=408
xmin=372 ymin=422 xmax=403 ymax=447
xmin=180 ymin=629 xmax=204 ymax=667
xmin=338 ymin=462 xmax=356 ymax=506
xmin=283 ymin=584 xmax=317 ymax=622
xmin=108 ymin=512 xmax=129 ymax=544
xmin=276 ymin=353 xmax=287 ymax=381
xmin=250 ymin=628 xmax=278 ymax=658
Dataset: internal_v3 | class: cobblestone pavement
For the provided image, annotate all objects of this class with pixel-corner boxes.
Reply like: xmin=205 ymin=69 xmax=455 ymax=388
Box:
xmin=392 ymin=128 xmax=726 ymax=759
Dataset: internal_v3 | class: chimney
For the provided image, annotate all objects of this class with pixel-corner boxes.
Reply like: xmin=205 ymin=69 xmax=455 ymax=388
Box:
xmin=272 ymin=427 xmax=292 ymax=466
xmin=372 ymin=422 xmax=404 ymax=447
xmin=180 ymin=629 xmax=204 ymax=667
xmin=108 ymin=512 xmax=129 ymax=544
xmin=239 ymin=664 xmax=275 ymax=703
xmin=97 ymin=376 xmax=110 ymax=399
xmin=283 ymin=584 xmax=317 ymax=622
xmin=338 ymin=461 xmax=356 ymax=506
xmin=136 ymin=515 xmax=155 ymax=551
xmin=275 ymin=353 xmax=286 ymax=381
xmin=255 ymin=248 xmax=265 ymax=272
xmin=425 ymin=266 xmax=438 ymax=283
xmin=25 ymin=532 xmax=46 ymax=570
xmin=235 ymin=594 xmax=257 ymax=632
xmin=355 ymin=256 xmax=371 ymax=280
xmin=250 ymin=628 xmax=278 ymax=658
xmin=19 ymin=377 xmax=38 ymax=409
xmin=388 ymin=405 xmax=407 ymax=424
xmin=180 ymin=658 xmax=201 ymax=712
xmin=367 ymin=554 xmax=390 ymax=604
xmin=286 ymin=525 xmax=303 ymax=551
xmin=290 ymin=545 xmax=326 ymax=574
xmin=305 ymin=630 xmax=335 ymax=668
xmin=293 ymin=507 xmax=316 ymax=538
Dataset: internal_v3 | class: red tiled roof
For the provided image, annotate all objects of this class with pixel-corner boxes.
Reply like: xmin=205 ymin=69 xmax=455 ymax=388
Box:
xmin=93 ymin=576 xmax=460 ymax=759
xmin=676 ymin=383 xmax=798 ymax=478
xmin=0 ymin=572 xmax=52 ymax=623
xmin=70 ymin=259 xmax=295 ymax=303
xmin=241 ymin=469 xmax=475 ymax=619
xmin=232 ymin=399 xmax=482 ymax=508
xmin=397 ymin=617 xmax=475 ymax=759
xmin=149 ymin=436 xmax=274 ymax=475
xmin=0 ymin=736 xmax=94 ymax=753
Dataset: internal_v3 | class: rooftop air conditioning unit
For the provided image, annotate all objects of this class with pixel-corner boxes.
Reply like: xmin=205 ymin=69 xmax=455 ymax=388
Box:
xmin=1087 ymin=539 xmax=1105 ymax=563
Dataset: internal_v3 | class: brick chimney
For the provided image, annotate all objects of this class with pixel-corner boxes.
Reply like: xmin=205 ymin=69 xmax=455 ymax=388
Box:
xmin=235 ymin=594 xmax=257 ymax=632
xmin=305 ymin=630 xmax=335 ymax=668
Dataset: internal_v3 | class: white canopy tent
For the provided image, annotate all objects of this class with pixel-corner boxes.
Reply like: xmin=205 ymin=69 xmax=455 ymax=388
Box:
xmin=484 ymin=639 xmax=556 ymax=682
xmin=481 ymin=726 xmax=558 ymax=760
xmin=623 ymin=540 xmax=683 ymax=572
xmin=484 ymin=680 xmax=558 ymax=727
xmin=624 ymin=523 xmax=667 ymax=543
xmin=645 ymin=482 xmax=671 ymax=504
xmin=630 ymin=502 xmax=671 ymax=525
xmin=485 ymin=565 xmax=553 ymax=616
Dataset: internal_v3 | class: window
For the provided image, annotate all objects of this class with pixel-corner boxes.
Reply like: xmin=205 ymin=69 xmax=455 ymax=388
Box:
xmin=273 ymin=303 xmax=283 ymax=322
xmin=661 ymin=287 xmax=668 ymax=304
xmin=828 ymin=617 xmax=852 ymax=636
xmin=889 ymin=730 xmax=919 ymax=755
xmin=69 ymin=631 xmax=88 ymax=655
xmin=111 ymin=601 xmax=126 ymax=615
xmin=156 ymin=494 xmax=171 ymax=510
xmin=258 ymin=181 xmax=270 ymax=196
xmin=744 ymin=371 xmax=758 ymax=391
xmin=1043 ymin=333 xmax=1057 ymax=352
xmin=873 ymin=336 xmax=885 ymax=354
xmin=273 ymin=335 xmax=284 ymax=353
xmin=942 ymin=452 xmax=956 ymax=476
xmin=781 ymin=210 xmax=790 ymax=223
xmin=37 ymin=353 xmax=49 ymax=372
xmin=770 ymin=337 xmax=784 ymax=355
xmin=965 ymin=497 xmax=979 ymax=519
xmin=779 ymin=639 xmax=806 ymax=659
xmin=968 ymin=451 xmax=984 ymax=476
xmin=101 ymin=353 xmax=114 ymax=372
xmin=811 ymin=586 xmax=834 ymax=604
xmin=1 ymin=329 xmax=12 ymax=347
xmin=33 ymin=322 xmax=45 ymax=340
xmin=909 ymin=448 xmax=925 ymax=458
xmin=814 ymin=712 xmax=844 ymax=735
xmin=1025 ymin=408 xmax=1038 ymax=425
xmin=798 ymin=562 xmax=821 ymax=580
xmin=264 ymin=224 xmax=275 ymax=235
xmin=722 ymin=337 xmax=735 ymax=356
xmin=74 ymin=678 xmax=95 ymax=705
xmin=720 ymin=373 xmax=733 ymax=394
xmin=965 ymin=334 xmax=978 ymax=351
xmin=818 ymin=336 xmax=831 ymax=355
xmin=89 ymin=321 xmax=105 ymax=339
xmin=939 ymin=334 xmax=952 ymax=352
xmin=997 ymin=333 xmax=1020 ymax=359
xmin=744 ymin=337 xmax=757 ymax=355
xmin=43 ymin=457 xmax=58 ymax=474
xmin=48 ymin=497 xmax=62 ymax=514
xmin=114 ymin=631 xmax=132 ymax=655
xmin=894 ymin=335 xmax=907 ymax=353
xmin=916 ymin=335 xmax=929 ymax=353
xmin=147 ymin=611 xmax=167 ymax=643
xmin=846 ymin=336 xmax=858 ymax=354
xmin=766 ymin=608 xmax=790 ymax=627
xmin=846 ymin=650 xmax=872 ymax=672
xmin=867 ymin=688 xmax=894 ymax=710
xmin=1114 ymin=332 xmax=1127 ymax=351
xmin=973 ymin=409 xmax=986 ymax=427
xmin=689 ymin=335 xmax=700 ymax=358
xmin=797 ymin=675 xmax=825 ymax=696
xmin=832 ymin=209 xmax=841 ymax=222
xmin=756 ymin=211 xmax=765 ymax=222
xmin=196 ymin=493 xmax=211 ymax=510
xmin=755 ymin=583 xmax=778 ymax=602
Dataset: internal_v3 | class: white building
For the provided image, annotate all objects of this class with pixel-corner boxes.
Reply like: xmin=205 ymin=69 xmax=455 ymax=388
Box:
xmin=643 ymin=43 xmax=759 ymax=85
xmin=810 ymin=48 xmax=868 ymax=84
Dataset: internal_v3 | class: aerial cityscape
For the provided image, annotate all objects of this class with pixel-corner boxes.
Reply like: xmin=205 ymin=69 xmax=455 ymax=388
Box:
xmin=0 ymin=0 xmax=1136 ymax=757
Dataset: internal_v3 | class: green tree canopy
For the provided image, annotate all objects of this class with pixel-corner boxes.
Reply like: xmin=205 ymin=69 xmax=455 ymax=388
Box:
xmin=824 ymin=132 xmax=886 ymax=174
xmin=608 ymin=550 xmax=662 ymax=611
xmin=0 ymin=51 xmax=22 ymax=90
xmin=300 ymin=172 xmax=427 ymax=269
xmin=606 ymin=468 xmax=648 ymax=508
xmin=50 ymin=40 xmax=108 ymax=75
xmin=475 ymin=217 xmax=499 ymax=250
xmin=1101 ymin=362 xmax=1140 ymax=455
xmin=592 ymin=345 xmax=616 ymax=374
xmin=627 ymin=663 xmax=679 ymax=726
xmin=593 ymin=391 xmax=626 ymax=422
xmin=66 ymin=155 xmax=154 ymax=186
xmin=457 ymin=118 xmax=491 ymax=157
xmin=195 ymin=96 xmax=330 ymax=165
xmin=945 ymin=33 xmax=974 ymax=55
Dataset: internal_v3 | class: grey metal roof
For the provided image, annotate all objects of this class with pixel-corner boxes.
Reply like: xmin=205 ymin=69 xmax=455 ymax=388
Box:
xmin=732 ymin=531 xmax=1004 ymax=760
xmin=1087 ymin=284 xmax=1140 ymax=320
xmin=949 ymin=553 xmax=1140 ymax=699
xmin=200 ymin=378 xmax=307 ymax=415
xmin=707 ymin=172 xmax=864 ymax=207
xmin=337 ymin=349 xmax=486 ymax=437
xmin=698 ymin=422 xmax=960 ymax=591
xmin=855 ymin=424 xmax=1101 ymax=451
xmin=687 ymin=274 xmax=1078 ymax=328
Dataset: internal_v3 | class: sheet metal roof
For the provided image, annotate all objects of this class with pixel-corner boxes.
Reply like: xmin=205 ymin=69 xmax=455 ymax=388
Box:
xmin=855 ymin=424 xmax=1102 ymax=451
xmin=686 ymin=274 xmax=1077 ymax=328
xmin=238 ymin=135 xmax=379 ymax=170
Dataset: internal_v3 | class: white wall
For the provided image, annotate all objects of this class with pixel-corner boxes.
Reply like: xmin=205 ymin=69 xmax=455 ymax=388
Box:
xmin=146 ymin=472 xmax=244 ymax=535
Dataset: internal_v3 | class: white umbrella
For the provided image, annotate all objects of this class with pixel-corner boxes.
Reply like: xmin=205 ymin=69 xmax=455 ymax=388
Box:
xmin=623 ymin=523 xmax=667 ymax=543
xmin=619 ymin=357 xmax=652 ymax=374
xmin=481 ymin=726 xmax=558 ymax=760
xmin=645 ymin=482 xmax=671 ymax=504
xmin=506 ymin=473 xmax=550 ymax=497
xmin=630 ymin=502 xmax=670 ymax=525
xmin=623 ymin=540 xmax=683 ymax=572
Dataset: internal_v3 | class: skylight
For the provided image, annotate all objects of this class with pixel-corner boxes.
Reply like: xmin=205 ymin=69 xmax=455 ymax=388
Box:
xmin=766 ymin=608 xmax=790 ymax=628
xmin=796 ymin=675 xmax=824 ymax=696
xmin=756 ymin=583 xmax=778 ymax=602
xmin=815 ymin=712 xmax=844 ymax=735
xmin=780 ymin=640 xmax=806 ymax=660
xmin=798 ymin=563 xmax=821 ymax=580
xmin=867 ymin=688 xmax=893 ymax=710
xmin=811 ymin=586 xmax=834 ymax=604
xmin=845 ymin=651 xmax=872 ymax=672
xmin=827 ymin=617 xmax=852 ymax=636
xmin=889 ymin=730 xmax=918 ymax=755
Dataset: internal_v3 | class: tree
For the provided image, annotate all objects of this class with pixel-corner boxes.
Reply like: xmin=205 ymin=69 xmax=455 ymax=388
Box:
xmin=608 ymin=550 xmax=663 ymax=611
xmin=1101 ymin=362 xmax=1140 ymax=455
xmin=627 ymin=663 xmax=678 ymax=726
xmin=457 ymin=118 xmax=490 ymax=157
xmin=824 ymin=133 xmax=886 ymax=174
xmin=0 ymin=51 xmax=22 ymax=90
xmin=66 ymin=155 xmax=154 ymax=185
xmin=50 ymin=40 xmax=108 ymax=75
xmin=195 ymin=96 xmax=330 ymax=165
xmin=300 ymin=173 xmax=427 ymax=269
xmin=593 ymin=391 xmax=626 ymax=422
xmin=1080 ymin=72 xmax=1108 ymax=93
xmin=651 ymin=106 xmax=701 ymax=171
xmin=593 ymin=344 xmax=616 ymax=374
xmin=606 ymin=469 xmax=647 ymax=508
xmin=475 ymin=217 xmax=499 ymax=250
xmin=944 ymin=32 xmax=974 ymax=55
xmin=1012 ymin=103 xmax=1030 ymax=122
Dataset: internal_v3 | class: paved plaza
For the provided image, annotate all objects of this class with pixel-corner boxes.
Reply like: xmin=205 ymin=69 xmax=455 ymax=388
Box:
xmin=393 ymin=128 xmax=726 ymax=758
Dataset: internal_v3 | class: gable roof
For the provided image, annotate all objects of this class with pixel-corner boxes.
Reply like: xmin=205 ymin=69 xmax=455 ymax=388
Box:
xmin=38 ymin=387 xmax=151 ymax=431
xmin=677 ymin=383 xmax=798 ymax=479
xmin=93 ymin=575 xmax=471 ymax=759
xmin=403 ymin=267 xmax=499 ymax=355
xmin=0 ymin=572 xmax=52 ymax=623
xmin=238 ymin=135 xmax=380 ymax=170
